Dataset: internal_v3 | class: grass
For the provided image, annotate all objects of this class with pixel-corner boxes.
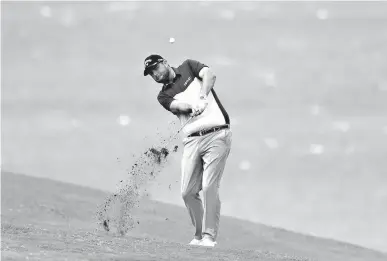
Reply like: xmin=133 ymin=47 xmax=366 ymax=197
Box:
xmin=2 ymin=171 xmax=387 ymax=261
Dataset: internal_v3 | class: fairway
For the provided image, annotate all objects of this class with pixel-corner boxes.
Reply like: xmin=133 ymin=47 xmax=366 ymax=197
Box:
xmin=2 ymin=172 xmax=387 ymax=261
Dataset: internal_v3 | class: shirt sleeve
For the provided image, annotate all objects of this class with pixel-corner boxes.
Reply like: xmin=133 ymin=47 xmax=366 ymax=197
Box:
xmin=157 ymin=91 xmax=175 ymax=112
xmin=186 ymin=59 xmax=208 ymax=80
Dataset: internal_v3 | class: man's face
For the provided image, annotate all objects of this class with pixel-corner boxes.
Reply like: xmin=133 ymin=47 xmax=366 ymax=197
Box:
xmin=148 ymin=61 xmax=170 ymax=83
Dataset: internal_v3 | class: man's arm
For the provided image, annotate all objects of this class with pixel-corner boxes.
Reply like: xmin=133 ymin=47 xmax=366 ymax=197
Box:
xmin=158 ymin=91 xmax=198 ymax=116
xmin=198 ymin=67 xmax=216 ymax=99
xmin=186 ymin=59 xmax=217 ymax=99
xmin=170 ymin=100 xmax=193 ymax=114
xmin=192 ymin=66 xmax=215 ymax=116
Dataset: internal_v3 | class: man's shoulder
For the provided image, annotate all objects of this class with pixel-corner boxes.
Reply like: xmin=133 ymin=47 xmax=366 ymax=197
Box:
xmin=157 ymin=85 xmax=173 ymax=97
xmin=177 ymin=59 xmax=191 ymax=68
xmin=157 ymin=89 xmax=168 ymax=104
xmin=157 ymin=88 xmax=167 ymax=97
xmin=177 ymin=59 xmax=204 ymax=72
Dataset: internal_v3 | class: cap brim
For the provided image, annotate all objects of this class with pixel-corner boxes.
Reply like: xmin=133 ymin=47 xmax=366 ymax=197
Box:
xmin=144 ymin=66 xmax=153 ymax=76
xmin=143 ymin=62 xmax=160 ymax=76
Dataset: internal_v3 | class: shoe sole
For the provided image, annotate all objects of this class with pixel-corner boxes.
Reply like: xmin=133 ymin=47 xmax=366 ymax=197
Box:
xmin=199 ymin=242 xmax=217 ymax=248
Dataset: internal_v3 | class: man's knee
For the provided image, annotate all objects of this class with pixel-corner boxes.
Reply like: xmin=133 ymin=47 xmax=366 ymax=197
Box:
xmin=182 ymin=189 xmax=194 ymax=202
xmin=182 ymin=187 xmax=201 ymax=202
xmin=202 ymin=184 xmax=217 ymax=195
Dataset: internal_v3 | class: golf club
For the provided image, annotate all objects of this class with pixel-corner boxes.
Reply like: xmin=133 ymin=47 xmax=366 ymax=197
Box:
xmin=162 ymin=115 xmax=194 ymax=148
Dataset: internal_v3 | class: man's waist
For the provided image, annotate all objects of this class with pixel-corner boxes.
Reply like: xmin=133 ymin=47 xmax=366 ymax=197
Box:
xmin=187 ymin=124 xmax=229 ymax=138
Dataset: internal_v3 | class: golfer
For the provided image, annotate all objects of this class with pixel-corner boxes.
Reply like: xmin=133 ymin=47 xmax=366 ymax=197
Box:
xmin=143 ymin=54 xmax=232 ymax=247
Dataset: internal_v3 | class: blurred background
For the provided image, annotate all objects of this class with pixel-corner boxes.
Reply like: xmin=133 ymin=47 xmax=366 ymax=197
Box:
xmin=2 ymin=1 xmax=387 ymax=252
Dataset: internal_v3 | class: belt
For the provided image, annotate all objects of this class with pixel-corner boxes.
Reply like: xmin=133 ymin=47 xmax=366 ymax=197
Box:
xmin=188 ymin=124 xmax=229 ymax=137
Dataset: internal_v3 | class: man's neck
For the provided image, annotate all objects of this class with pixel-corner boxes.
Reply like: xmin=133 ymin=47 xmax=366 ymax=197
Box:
xmin=168 ymin=68 xmax=176 ymax=82
xmin=164 ymin=68 xmax=176 ymax=85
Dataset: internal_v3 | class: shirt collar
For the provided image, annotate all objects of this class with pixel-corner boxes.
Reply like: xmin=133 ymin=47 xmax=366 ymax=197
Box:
xmin=173 ymin=67 xmax=182 ymax=77
xmin=163 ymin=67 xmax=182 ymax=89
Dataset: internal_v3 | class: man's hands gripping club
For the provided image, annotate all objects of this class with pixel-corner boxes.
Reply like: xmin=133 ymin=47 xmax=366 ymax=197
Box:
xmin=190 ymin=96 xmax=208 ymax=117
xmin=170 ymin=96 xmax=208 ymax=117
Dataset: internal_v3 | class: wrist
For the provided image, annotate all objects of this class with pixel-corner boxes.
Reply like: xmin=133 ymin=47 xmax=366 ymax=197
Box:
xmin=187 ymin=103 xmax=194 ymax=112
xmin=199 ymin=94 xmax=207 ymax=100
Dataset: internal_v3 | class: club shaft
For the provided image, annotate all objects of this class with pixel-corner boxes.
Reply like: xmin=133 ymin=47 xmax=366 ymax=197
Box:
xmin=163 ymin=116 xmax=193 ymax=148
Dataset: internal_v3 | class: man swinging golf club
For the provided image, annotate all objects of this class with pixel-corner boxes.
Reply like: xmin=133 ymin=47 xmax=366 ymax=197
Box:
xmin=143 ymin=54 xmax=232 ymax=247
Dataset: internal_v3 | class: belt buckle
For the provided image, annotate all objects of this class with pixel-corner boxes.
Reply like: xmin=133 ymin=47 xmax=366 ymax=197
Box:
xmin=199 ymin=130 xmax=204 ymax=136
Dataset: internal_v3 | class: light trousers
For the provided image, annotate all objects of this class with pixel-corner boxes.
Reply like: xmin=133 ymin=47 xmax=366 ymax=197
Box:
xmin=181 ymin=128 xmax=232 ymax=240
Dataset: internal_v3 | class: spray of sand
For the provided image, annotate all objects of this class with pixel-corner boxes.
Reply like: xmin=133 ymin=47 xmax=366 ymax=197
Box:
xmin=95 ymin=123 xmax=180 ymax=235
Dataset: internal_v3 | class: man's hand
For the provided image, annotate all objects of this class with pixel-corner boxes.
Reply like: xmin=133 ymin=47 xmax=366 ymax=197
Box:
xmin=190 ymin=98 xmax=208 ymax=117
xmin=169 ymin=98 xmax=208 ymax=116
